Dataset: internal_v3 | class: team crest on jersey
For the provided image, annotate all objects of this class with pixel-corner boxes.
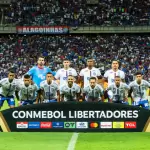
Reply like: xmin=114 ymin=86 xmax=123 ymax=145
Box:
xmin=51 ymin=87 xmax=55 ymax=92
xmin=29 ymin=88 xmax=33 ymax=93
xmin=11 ymin=84 xmax=16 ymax=88
xmin=93 ymin=72 xmax=96 ymax=76
xmin=22 ymin=89 xmax=26 ymax=93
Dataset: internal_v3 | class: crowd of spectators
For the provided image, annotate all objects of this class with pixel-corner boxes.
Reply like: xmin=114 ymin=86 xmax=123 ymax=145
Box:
xmin=0 ymin=34 xmax=149 ymax=83
xmin=3 ymin=0 xmax=150 ymax=26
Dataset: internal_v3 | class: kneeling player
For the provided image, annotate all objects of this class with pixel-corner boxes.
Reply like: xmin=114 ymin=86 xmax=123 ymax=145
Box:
xmin=60 ymin=75 xmax=81 ymax=101
xmin=17 ymin=74 xmax=38 ymax=106
xmin=83 ymin=77 xmax=104 ymax=102
xmin=39 ymin=72 xmax=60 ymax=103
xmin=107 ymin=76 xmax=129 ymax=104
xmin=129 ymin=72 xmax=150 ymax=109
xmin=0 ymin=69 xmax=20 ymax=109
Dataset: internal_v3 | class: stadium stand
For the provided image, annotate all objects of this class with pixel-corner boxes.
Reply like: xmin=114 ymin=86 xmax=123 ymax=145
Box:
xmin=2 ymin=0 xmax=150 ymax=26
xmin=0 ymin=34 xmax=149 ymax=82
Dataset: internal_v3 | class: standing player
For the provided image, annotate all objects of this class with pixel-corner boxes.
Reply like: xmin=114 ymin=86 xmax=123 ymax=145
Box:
xmin=17 ymin=74 xmax=38 ymax=106
xmin=107 ymin=76 xmax=129 ymax=104
xmin=83 ymin=77 xmax=104 ymax=102
xmin=55 ymin=59 xmax=77 ymax=87
xmin=60 ymin=75 xmax=81 ymax=101
xmin=79 ymin=58 xmax=101 ymax=88
xmin=26 ymin=56 xmax=55 ymax=88
xmin=39 ymin=72 xmax=60 ymax=103
xmin=104 ymin=60 xmax=125 ymax=87
xmin=0 ymin=69 xmax=20 ymax=109
xmin=129 ymin=72 xmax=150 ymax=109
xmin=26 ymin=56 xmax=55 ymax=103
xmin=103 ymin=60 xmax=125 ymax=101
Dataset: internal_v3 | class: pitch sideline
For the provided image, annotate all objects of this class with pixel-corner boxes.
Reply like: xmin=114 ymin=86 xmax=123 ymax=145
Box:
xmin=67 ymin=133 xmax=79 ymax=150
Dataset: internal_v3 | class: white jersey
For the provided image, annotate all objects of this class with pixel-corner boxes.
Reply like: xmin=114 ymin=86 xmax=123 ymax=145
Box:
xmin=40 ymin=80 xmax=59 ymax=100
xmin=129 ymin=80 xmax=150 ymax=101
xmin=55 ymin=68 xmax=77 ymax=87
xmin=0 ymin=78 xmax=20 ymax=97
xmin=79 ymin=67 xmax=101 ymax=88
xmin=83 ymin=84 xmax=104 ymax=101
xmin=60 ymin=83 xmax=80 ymax=101
xmin=19 ymin=83 xmax=38 ymax=100
xmin=107 ymin=82 xmax=129 ymax=102
xmin=104 ymin=69 xmax=125 ymax=86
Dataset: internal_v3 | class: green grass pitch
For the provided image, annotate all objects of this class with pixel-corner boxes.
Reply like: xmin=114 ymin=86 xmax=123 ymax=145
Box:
xmin=0 ymin=133 xmax=150 ymax=150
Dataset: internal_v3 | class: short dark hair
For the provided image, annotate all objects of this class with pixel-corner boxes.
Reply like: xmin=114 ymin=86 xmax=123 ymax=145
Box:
xmin=87 ymin=58 xmax=94 ymax=61
xmin=8 ymin=68 xmax=15 ymax=74
xmin=67 ymin=75 xmax=74 ymax=78
xmin=24 ymin=74 xmax=31 ymax=79
xmin=63 ymin=59 xmax=70 ymax=62
xmin=115 ymin=76 xmax=121 ymax=78
xmin=38 ymin=56 xmax=45 ymax=60
xmin=89 ymin=77 xmax=97 ymax=81
xmin=47 ymin=72 xmax=53 ymax=75
xmin=135 ymin=72 xmax=142 ymax=76
xmin=112 ymin=60 xmax=119 ymax=64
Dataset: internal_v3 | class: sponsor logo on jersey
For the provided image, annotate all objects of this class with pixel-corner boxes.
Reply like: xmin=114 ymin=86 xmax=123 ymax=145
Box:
xmin=64 ymin=122 xmax=76 ymax=128
xmin=38 ymin=74 xmax=45 ymax=80
xmin=89 ymin=122 xmax=99 ymax=128
xmin=76 ymin=122 xmax=88 ymax=128
xmin=113 ymin=122 xmax=124 ymax=128
xmin=16 ymin=122 xmax=28 ymax=128
xmin=100 ymin=122 xmax=112 ymax=128
xmin=125 ymin=122 xmax=136 ymax=128
xmin=52 ymin=122 xmax=64 ymax=128
xmin=68 ymin=72 xmax=72 ymax=75
xmin=40 ymin=122 xmax=52 ymax=129
xmin=28 ymin=122 xmax=40 ymax=129
xmin=63 ymin=77 xmax=68 ymax=80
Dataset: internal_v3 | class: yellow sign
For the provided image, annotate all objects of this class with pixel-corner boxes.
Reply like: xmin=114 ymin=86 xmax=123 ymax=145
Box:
xmin=113 ymin=122 xmax=124 ymax=128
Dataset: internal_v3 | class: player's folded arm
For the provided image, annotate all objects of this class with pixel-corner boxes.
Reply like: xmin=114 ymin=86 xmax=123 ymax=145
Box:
xmin=36 ymin=88 xmax=44 ymax=103
xmin=60 ymin=94 xmax=64 ymax=102
xmin=100 ymin=91 xmax=105 ymax=102
xmin=57 ymin=90 xmax=60 ymax=102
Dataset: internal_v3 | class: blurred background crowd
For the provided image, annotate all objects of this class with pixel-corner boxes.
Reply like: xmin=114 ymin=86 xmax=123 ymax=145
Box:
xmin=2 ymin=0 xmax=150 ymax=26
xmin=0 ymin=34 xmax=149 ymax=83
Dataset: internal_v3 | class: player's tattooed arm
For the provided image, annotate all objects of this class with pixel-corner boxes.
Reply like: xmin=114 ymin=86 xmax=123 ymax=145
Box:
xmin=60 ymin=94 xmax=64 ymax=102
xmin=129 ymin=88 xmax=134 ymax=103
xmin=76 ymin=93 xmax=80 ymax=101
xmin=36 ymin=89 xmax=44 ymax=104
xmin=57 ymin=90 xmax=60 ymax=102
xmin=77 ymin=88 xmax=82 ymax=101
xmin=82 ymin=93 xmax=86 ymax=101
xmin=101 ymin=95 xmax=105 ymax=102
